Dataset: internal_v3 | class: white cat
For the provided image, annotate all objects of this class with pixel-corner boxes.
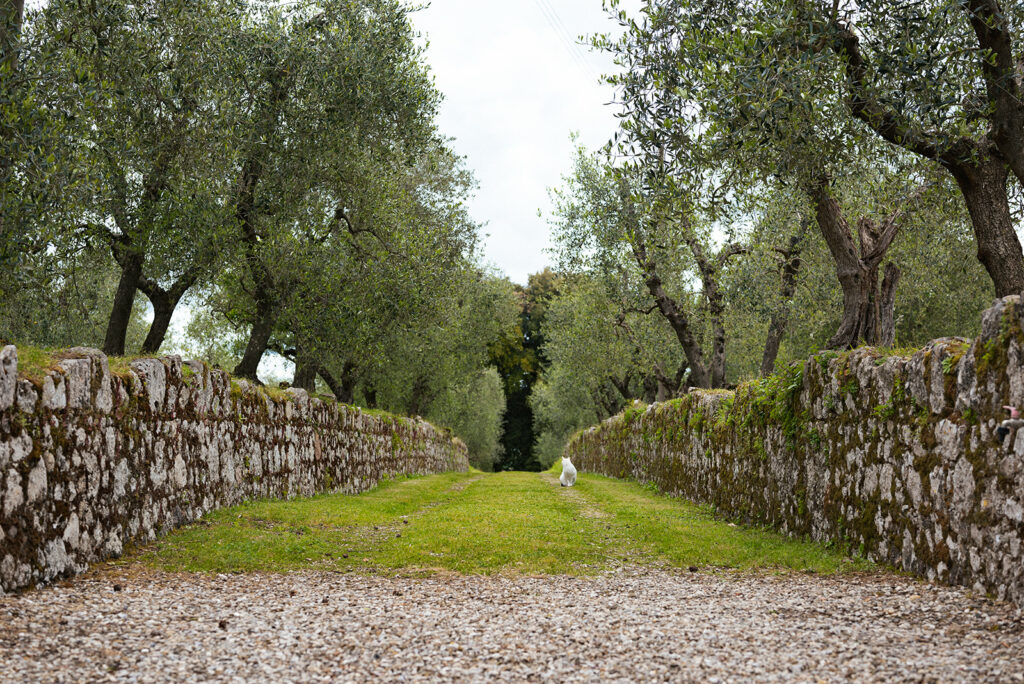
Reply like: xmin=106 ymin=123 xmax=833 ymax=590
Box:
xmin=559 ymin=456 xmax=577 ymax=487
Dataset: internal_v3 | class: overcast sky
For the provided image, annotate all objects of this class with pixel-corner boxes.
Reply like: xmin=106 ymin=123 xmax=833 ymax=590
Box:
xmin=412 ymin=0 xmax=639 ymax=285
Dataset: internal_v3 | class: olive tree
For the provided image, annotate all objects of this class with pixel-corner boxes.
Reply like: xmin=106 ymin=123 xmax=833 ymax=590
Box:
xmin=226 ymin=0 xmax=443 ymax=379
xmin=597 ymin=0 xmax=966 ymax=349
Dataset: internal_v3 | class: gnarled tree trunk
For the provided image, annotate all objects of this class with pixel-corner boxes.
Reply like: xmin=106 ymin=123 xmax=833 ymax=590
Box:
xmin=141 ymin=290 xmax=175 ymax=355
xmin=292 ymin=346 xmax=318 ymax=392
xmin=685 ymin=237 xmax=745 ymax=388
xmin=137 ymin=269 xmax=201 ymax=353
xmin=233 ymin=300 xmax=275 ymax=381
xmin=629 ymin=235 xmax=712 ymax=388
xmin=876 ymin=263 xmax=900 ymax=347
xmin=809 ymin=176 xmax=914 ymax=350
xmin=318 ymin=361 xmax=356 ymax=403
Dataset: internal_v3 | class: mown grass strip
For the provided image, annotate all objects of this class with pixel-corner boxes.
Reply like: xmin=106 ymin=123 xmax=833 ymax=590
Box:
xmin=137 ymin=472 xmax=479 ymax=573
xmin=569 ymin=472 xmax=874 ymax=574
xmin=363 ymin=472 xmax=613 ymax=574
xmin=135 ymin=468 xmax=875 ymax=577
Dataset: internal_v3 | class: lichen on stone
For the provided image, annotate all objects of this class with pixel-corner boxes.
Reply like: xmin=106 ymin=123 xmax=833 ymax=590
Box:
xmin=0 ymin=346 xmax=468 ymax=594
xmin=566 ymin=296 xmax=1024 ymax=607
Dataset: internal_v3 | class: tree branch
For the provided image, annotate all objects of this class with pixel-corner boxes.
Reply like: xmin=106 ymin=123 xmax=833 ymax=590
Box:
xmin=861 ymin=182 xmax=930 ymax=266
xmin=831 ymin=22 xmax=977 ymax=166
xmin=716 ymin=242 xmax=749 ymax=267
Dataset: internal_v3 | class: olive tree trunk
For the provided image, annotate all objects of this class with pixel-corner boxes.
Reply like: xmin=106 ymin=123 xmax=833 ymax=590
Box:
xmin=318 ymin=361 xmax=356 ymax=403
xmin=291 ymin=346 xmax=318 ymax=392
xmin=809 ymin=177 xmax=912 ymax=350
xmin=950 ymin=158 xmax=1024 ymax=298
xmin=102 ymin=251 xmax=144 ymax=356
xmin=760 ymin=226 xmax=806 ymax=376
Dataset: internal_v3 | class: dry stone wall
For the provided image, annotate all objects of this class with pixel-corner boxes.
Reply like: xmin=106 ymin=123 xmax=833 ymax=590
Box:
xmin=0 ymin=347 xmax=468 ymax=593
xmin=566 ymin=296 xmax=1024 ymax=607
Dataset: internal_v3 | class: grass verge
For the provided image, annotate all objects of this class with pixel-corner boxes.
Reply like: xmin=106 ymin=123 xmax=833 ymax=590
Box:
xmin=572 ymin=474 xmax=873 ymax=574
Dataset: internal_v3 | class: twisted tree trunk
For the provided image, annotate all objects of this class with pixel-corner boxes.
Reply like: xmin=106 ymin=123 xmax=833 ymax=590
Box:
xmin=809 ymin=176 xmax=916 ymax=349
xmin=292 ymin=346 xmax=318 ymax=392
xmin=141 ymin=289 xmax=176 ymax=355
xmin=318 ymin=361 xmax=356 ymax=403
xmin=949 ymin=158 xmax=1024 ymax=298
xmin=137 ymin=268 xmax=201 ymax=353
xmin=233 ymin=297 xmax=275 ymax=381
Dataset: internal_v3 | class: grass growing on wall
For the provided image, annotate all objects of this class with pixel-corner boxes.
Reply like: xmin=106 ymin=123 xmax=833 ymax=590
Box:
xmin=10 ymin=344 xmax=163 ymax=385
xmin=10 ymin=345 xmax=61 ymax=384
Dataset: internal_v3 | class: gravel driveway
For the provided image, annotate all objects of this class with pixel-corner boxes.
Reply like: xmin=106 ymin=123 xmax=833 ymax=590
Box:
xmin=2 ymin=567 xmax=1022 ymax=682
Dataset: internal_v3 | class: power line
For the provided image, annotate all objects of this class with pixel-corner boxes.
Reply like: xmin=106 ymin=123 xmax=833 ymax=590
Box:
xmin=533 ymin=0 xmax=581 ymax=69
xmin=539 ymin=0 xmax=591 ymax=64
xmin=539 ymin=0 xmax=594 ymax=74
xmin=531 ymin=0 xmax=595 ymax=79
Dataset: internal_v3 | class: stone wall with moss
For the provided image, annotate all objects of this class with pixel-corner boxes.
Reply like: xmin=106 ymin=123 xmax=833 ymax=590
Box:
xmin=566 ymin=296 xmax=1024 ymax=606
xmin=0 ymin=347 xmax=468 ymax=593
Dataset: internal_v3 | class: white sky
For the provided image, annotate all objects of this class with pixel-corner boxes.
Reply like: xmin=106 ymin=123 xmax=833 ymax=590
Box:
xmin=412 ymin=0 xmax=639 ymax=285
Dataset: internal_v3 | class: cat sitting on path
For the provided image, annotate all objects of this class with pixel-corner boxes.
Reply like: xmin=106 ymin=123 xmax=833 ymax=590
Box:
xmin=559 ymin=456 xmax=577 ymax=487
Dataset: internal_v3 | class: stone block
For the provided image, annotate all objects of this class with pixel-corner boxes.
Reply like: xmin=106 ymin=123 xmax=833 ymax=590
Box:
xmin=130 ymin=358 xmax=167 ymax=412
xmin=58 ymin=358 xmax=92 ymax=410
xmin=15 ymin=380 xmax=37 ymax=413
xmin=3 ymin=470 xmax=24 ymax=516
xmin=63 ymin=513 xmax=80 ymax=550
xmin=42 ymin=374 xmax=67 ymax=410
xmin=0 ymin=346 xmax=16 ymax=412
xmin=26 ymin=459 xmax=47 ymax=503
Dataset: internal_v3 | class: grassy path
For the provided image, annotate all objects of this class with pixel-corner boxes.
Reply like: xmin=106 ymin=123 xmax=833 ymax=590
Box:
xmin=131 ymin=470 xmax=872 ymax=576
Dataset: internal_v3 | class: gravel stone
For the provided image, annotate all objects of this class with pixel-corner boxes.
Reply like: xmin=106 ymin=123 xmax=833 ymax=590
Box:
xmin=1 ymin=567 xmax=1021 ymax=682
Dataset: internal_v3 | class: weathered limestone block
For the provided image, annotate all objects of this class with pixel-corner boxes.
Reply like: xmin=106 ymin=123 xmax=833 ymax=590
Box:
xmin=0 ymin=346 xmax=16 ymax=412
xmin=1008 ymin=339 xmax=1024 ymax=408
xmin=15 ymin=380 xmax=37 ymax=413
xmin=130 ymin=358 xmax=167 ymax=413
xmin=951 ymin=457 xmax=976 ymax=520
xmin=41 ymin=374 xmax=66 ymax=410
xmin=925 ymin=339 xmax=966 ymax=415
xmin=906 ymin=348 xmax=930 ymax=407
xmin=63 ymin=512 xmax=80 ymax=550
xmin=26 ymin=460 xmax=47 ymax=503
xmin=58 ymin=359 xmax=93 ymax=410
xmin=3 ymin=471 xmax=23 ymax=516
